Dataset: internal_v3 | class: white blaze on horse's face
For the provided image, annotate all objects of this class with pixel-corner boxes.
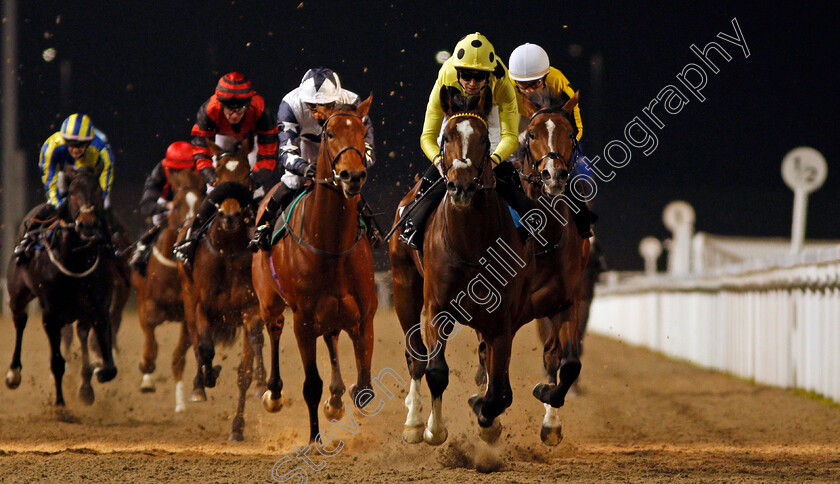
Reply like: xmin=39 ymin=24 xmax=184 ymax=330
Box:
xmin=453 ymin=119 xmax=474 ymax=169
xmin=225 ymin=160 xmax=239 ymax=172
xmin=185 ymin=192 xmax=198 ymax=219
xmin=544 ymin=119 xmax=558 ymax=182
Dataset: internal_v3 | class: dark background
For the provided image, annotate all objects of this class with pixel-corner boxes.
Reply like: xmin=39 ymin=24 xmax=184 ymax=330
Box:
xmin=7 ymin=1 xmax=839 ymax=270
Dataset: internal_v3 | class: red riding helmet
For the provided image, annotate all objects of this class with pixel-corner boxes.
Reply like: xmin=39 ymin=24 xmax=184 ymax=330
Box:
xmin=215 ymin=72 xmax=255 ymax=107
xmin=162 ymin=141 xmax=195 ymax=169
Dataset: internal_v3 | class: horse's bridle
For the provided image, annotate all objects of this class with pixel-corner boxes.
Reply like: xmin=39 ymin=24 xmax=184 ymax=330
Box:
xmin=520 ymin=107 xmax=579 ymax=187
xmin=438 ymin=112 xmax=494 ymax=192
xmin=313 ymin=112 xmax=367 ymax=189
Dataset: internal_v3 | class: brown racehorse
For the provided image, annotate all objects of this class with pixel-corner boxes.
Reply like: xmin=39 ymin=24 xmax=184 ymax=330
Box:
xmin=178 ymin=140 xmax=266 ymax=441
xmin=131 ymin=167 xmax=205 ymax=412
xmin=517 ymin=92 xmax=591 ymax=445
xmin=5 ymin=164 xmax=118 ymax=406
xmin=253 ymin=97 xmax=377 ymax=443
xmin=389 ymin=86 xmax=533 ymax=445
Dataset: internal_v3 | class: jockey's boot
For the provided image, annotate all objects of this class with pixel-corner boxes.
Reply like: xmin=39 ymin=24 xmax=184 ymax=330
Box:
xmin=13 ymin=205 xmax=56 ymax=264
xmin=399 ymin=169 xmax=445 ymax=250
xmin=358 ymin=196 xmax=384 ymax=249
xmin=248 ymin=183 xmax=298 ymax=252
xmin=570 ymin=197 xmax=595 ymax=239
xmin=493 ymin=160 xmax=540 ymax=233
xmin=129 ymin=224 xmax=163 ymax=275
xmin=173 ymin=199 xmax=217 ymax=270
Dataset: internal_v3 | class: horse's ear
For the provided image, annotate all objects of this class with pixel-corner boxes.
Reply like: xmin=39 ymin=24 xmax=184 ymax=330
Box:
xmin=206 ymin=138 xmax=223 ymax=158
xmin=521 ymin=92 xmax=540 ymax=118
xmin=439 ymin=85 xmax=454 ymax=117
xmin=239 ymin=136 xmax=252 ymax=156
xmin=64 ymin=162 xmax=77 ymax=179
xmin=355 ymin=93 xmax=373 ymax=119
xmin=476 ymin=85 xmax=493 ymax=118
xmin=562 ymin=90 xmax=580 ymax=113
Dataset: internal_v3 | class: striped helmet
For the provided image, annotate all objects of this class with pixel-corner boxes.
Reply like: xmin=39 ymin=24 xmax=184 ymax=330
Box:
xmin=215 ymin=72 xmax=255 ymax=106
xmin=60 ymin=113 xmax=95 ymax=141
xmin=298 ymin=68 xmax=342 ymax=104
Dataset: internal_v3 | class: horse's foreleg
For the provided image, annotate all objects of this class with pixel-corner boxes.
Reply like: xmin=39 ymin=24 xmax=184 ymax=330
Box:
xmin=541 ymin=316 xmax=562 ymax=385
xmin=195 ymin=305 xmax=220 ymax=388
xmin=297 ymin=331 xmax=322 ymax=444
xmin=423 ymin=318 xmax=449 ymax=446
xmin=5 ymin=292 xmax=31 ymax=390
xmin=44 ymin=315 xmax=67 ymax=406
xmin=348 ymin=316 xmax=374 ymax=411
xmin=138 ymin=303 xmax=165 ymax=393
xmin=172 ymin=321 xmax=192 ymax=412
xmin=557 ymin=305 xmax=582 ymax=400
xmin=470 ymin=333 xmax=513 ymax=444
xmin=261 ymin=312 xmax=285 ymax=413
xmin=249 ymin=318 xmax=267 ymax=399
xmin=76 ymin=321 xmax=95 ymax=405
xmin=230 ymin=326 xmax=255 ymax=442
xmin=90 ymin=307 xmax=117 ymax=384
xmin=392 ymin=267 xmax=427 ymax=443
xmin=322 ymin=331 xmax=346 ymax=421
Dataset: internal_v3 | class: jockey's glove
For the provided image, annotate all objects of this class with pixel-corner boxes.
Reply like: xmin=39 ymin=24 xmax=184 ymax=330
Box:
xmin=298 ymin=162 xmax=317 ymax=179
xmin=492 ymin=159 xmax=518 ymax=181
xmin=364 ymin=142 xmax=375 ymax=167
xmin=200 ymin=167 xmax=217 ymax=186
xmin=251 ymin=168 xmax=274 ymax=191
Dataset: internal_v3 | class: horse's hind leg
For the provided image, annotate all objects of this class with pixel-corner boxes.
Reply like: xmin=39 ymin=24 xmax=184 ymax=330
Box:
xmin=230 ymin=326 xmax=255 ymax=442
xmin=5 ymin=285 xmax=33 ymax=390
xmin=296 ymin=330 xmax=323 ymax=443
xmin=249 ymin=318 xmax=267 ymax=399
xmin=261 ymin=311 xmax=285 ymax=413
xmin=90 ymin=307 xmax=117 ymax=384
xmin=44 ymin=314 xmax=67 ymax=406
xmin=322 ymin=331 xmax=346 ymax=421
xmin=76 ymin=321 xmax=96 ymax=405
xmin=172 ymin=321 xmax=192 ymax=412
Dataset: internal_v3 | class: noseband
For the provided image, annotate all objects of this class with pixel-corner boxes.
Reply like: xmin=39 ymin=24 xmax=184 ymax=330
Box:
xmin=439 ymin=112 xmax=494 ymax=192
xmin=520 ymin=108 xmax=579 ymax=187
xmin=313 ymin=112 xmax=366 ymax=188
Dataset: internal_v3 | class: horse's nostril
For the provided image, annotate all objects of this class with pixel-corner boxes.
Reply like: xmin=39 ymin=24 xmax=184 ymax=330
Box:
xmin=541 ymin=170 xmax=552 ymax=182
xmin=339 ymin=170 xmax=351 ymax=181
xmin=559 ymin=170 xmax=569 ymax=180
xmin=446 ymin=181 xmax=457 ymax=192
xmin=359 ymin=171 xmax=367 ymax=181
xmin=466 ymin=182 xmax=477 ymax=193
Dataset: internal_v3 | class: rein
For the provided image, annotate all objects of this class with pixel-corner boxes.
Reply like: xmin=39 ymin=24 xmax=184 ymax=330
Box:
xmin=285 ymin=193 xmax=364 ymax=257
xmin=43 ymin=225 xmax=101 ymax=278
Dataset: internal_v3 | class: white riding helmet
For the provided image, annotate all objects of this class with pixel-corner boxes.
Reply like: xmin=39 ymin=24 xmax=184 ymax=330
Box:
xmin=298 ymin=67 xmax=342 ymax=104
xmin=508 ymin=43 xmax=550 ymax=82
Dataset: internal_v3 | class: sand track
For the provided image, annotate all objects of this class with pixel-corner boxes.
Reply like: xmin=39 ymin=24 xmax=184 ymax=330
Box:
xmin=1 ymin=308 xmax=839 ymax=483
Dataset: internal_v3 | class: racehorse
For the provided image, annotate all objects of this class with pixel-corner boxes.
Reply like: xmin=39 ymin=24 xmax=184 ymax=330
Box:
xmin=518 ymin=92 xmax=591 ymax=445
xmin=5 ymin=164 xmax=118 ymax=406
xmin=253 ymin=96 xmax=377 ymax=443
xmin=389 ymin=86 xmax=533 ymax=445
xmin=131 ymin=168 xmax=205 ymax=412
xmin=178 ymin=140 xmax=266 ymax=441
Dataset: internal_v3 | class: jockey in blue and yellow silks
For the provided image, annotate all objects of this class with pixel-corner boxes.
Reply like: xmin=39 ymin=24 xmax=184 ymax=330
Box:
xmin=14 ymin=113 xmax=115 ymax=262
xmin=398 ymin=32 xmax=537 ymax=249
xmin=39 ymin=113 xmax=114 ymax=207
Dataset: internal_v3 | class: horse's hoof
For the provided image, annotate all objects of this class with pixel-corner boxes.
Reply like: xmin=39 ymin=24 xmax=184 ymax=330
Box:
xmin=262 ymin=390 xmax=284 ymax=413
xmin=252 ymin=382 xmax=267 ymax=399
xmin=423 ymin=426 xmax=448 ymax=446
xmin=94 ymin=366 xmax=117 ymax=383
xmin=403 ymin=425 xmax=425 ymax=444
xmin=5 ymin=369 xmax=21 ymax=390
xmin=478 ymin=418 xmax=502 ymax=444
xmin=323 ymin=399 xmax=345 ymax=421
xmin=228 ymin=431 xmax=244 ymax=442
xmin=190 ymin=388 xmax=207 ymax=402
xmin=229 ymin=417 xmax=245 ymax=441
xmin=540 ymin=424 xmax=563 ymax=446
xmin=140 ymin=374 xmax=156 ymax=393
xmin=78 ymin=385 xmax=95 ymax=405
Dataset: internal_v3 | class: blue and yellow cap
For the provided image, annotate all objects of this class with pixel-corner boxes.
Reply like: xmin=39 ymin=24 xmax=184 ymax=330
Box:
xmin=60 ymin=113 xmax=95 ymax=141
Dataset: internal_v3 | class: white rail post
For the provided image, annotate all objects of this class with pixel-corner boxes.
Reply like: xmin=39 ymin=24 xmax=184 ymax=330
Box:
xmin=781 ymin=147 xmax=827 ymax=253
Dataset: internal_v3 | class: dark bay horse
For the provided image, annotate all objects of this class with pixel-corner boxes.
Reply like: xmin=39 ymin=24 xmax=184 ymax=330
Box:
xmin=5 ymin=164 xmax=117 ymax=406
xmin=518 ymin=92 xmax=591 ymax=445
xmin=253 ymin=97 xmax=378 ymax=443
xmin=178 ymin=140 xmax=266 ymax=441
xmin=389 ymin=86 xmax=533 ymax=445
xmin=131 ymin=168 xmax=204 ymax=412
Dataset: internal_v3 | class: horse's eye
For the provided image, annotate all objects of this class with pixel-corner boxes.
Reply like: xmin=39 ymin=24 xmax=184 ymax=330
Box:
xmin=528 ymin=131 xmax=536 ymax=140
xmin=441 ymin=134 xmax=449 ymax=143
xmin=327 ymin=130 xmax=334 ymax=139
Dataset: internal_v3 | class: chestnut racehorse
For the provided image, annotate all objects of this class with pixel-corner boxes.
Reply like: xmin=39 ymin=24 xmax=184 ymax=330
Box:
xmin=518 ymin=92 xmax=591 ymax=445
xmin=131 ymin=167 xmax=204 ymax=412
xmin=5 ymin=164 xmax=118 ymax=406
xmin=178 ymin=140 xmax=266 ymax=441
xmin=253 ymin=97 xmax=377 ymax=443
xmin=389 ymin=86 xmax=533 ymax=445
